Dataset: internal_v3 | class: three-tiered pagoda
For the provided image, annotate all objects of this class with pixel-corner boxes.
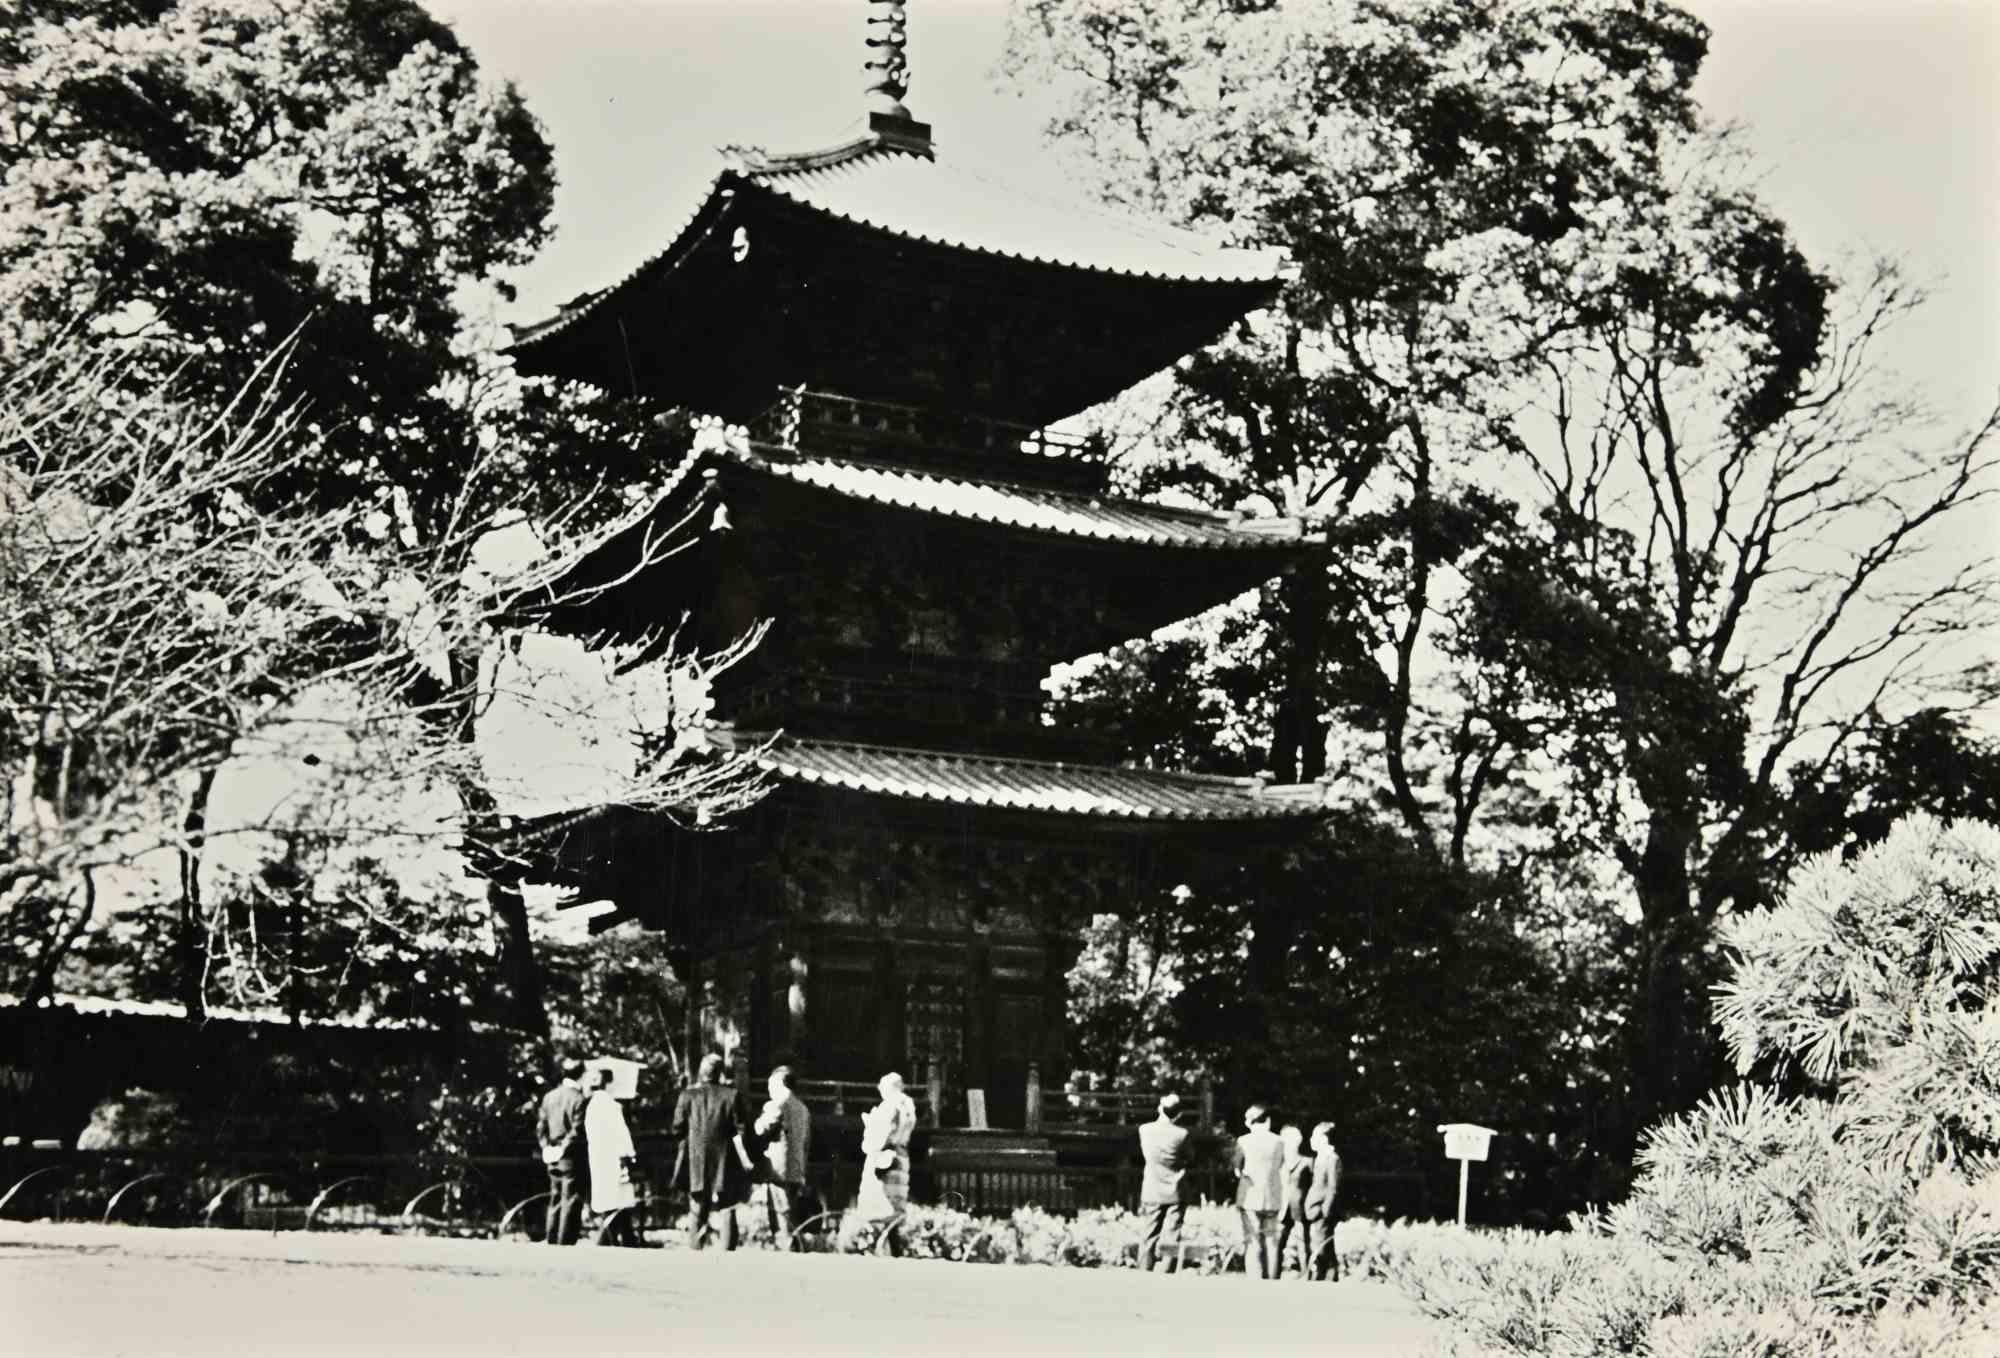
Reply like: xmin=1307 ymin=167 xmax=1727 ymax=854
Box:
xmin=506 ymin=7 xmax=1329 ymax=1129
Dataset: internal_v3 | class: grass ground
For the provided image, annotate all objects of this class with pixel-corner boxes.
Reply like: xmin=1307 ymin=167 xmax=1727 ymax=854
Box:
xmin=0 ymin=1219 xmax=1442 ymax=1357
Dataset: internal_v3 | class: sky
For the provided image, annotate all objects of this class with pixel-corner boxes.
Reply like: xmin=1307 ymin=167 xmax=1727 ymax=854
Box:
xmin=423 ymin=0 xmax=2000 ymax=434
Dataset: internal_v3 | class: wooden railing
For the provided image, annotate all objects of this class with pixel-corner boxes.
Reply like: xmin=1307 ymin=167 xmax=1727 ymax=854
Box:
xmin=1046 ymin=1089 xmax=1167 ymax=1127
xmin=792 ymin=1078 xmax=933 ymax=1121
xmin=748 ymin=387 xmax=1108 ymax=492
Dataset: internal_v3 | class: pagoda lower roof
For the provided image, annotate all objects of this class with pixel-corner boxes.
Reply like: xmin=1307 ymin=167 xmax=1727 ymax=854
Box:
xmin=707 ymin=729 xmax=1331 ymax=823
xmin=756 ymin=448 xmax=1304 ymax=550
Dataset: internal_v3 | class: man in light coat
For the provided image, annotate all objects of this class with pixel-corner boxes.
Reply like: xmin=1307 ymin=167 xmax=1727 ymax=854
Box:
xmin=1136 ymin=1093 xmax=1192 ymax=1273
xmin=1232 ymin=1104 xmax=1286 ymax=1279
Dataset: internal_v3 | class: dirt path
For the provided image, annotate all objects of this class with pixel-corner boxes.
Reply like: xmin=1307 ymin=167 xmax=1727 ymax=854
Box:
xmin=0 ymin=1221 xmax=1443 ymax=1357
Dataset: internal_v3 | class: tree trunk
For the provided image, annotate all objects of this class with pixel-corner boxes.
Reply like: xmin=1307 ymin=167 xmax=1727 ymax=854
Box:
xmin=443 ymin=642 xmax=552 ymax=1043
xmin=1269 ymin=563 xmax=1331 ymax=785
xmin=23 ymin=866 xmax=95 ymax=1004
xmin=177 ymin=765 xmax=218 ymax=1023
xmin=1625 ymin=815 xmax=1721 ymax=1135
xmin=485 ymin=874 xmax=549 ymax=1042
xmin=1235 ymin=898 xmax=1291 ymax=1096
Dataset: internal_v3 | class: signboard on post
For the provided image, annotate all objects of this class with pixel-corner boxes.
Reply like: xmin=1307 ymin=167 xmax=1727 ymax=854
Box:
xmin=1438 ymin=1123 xmax=1496 ymax=1227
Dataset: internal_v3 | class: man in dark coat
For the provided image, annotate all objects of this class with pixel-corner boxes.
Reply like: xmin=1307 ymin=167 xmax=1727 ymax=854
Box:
xmin=535 ymin=1056 xmax=589 ymax=1246
xmin=672 ymin=1052 xmax=749 ymax=1250
xmin=1136 ymin=1093 xmax=1192 ymax=1274
xmin=1303 ymin=1120 xmax=1343 ymax=1281
xmin=1273 ymin=1123 xmax=1314 ymax=1279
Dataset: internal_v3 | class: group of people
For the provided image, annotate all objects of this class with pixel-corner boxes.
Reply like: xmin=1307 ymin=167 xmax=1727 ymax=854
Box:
xmin=535 ymin=1052 xmax=813 ymax=1249
xmin=535 ymin=1054 xmax=915 ymax=1252
xmin=1140 ymin=1095 xmax=1342 ymax=1280
xmin=539 ymin=1059 xmax=1339 ymax=1276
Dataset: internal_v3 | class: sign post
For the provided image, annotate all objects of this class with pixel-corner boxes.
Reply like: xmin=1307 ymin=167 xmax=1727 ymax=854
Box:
xmin=1437 ymin=1123 xmax=1495 ymax=1227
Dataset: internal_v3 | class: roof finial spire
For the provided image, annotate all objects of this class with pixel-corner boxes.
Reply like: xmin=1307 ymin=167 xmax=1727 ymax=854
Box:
xmin=861 ymin=0 xmax=930 ymax=156
xmin=864 ymin=0 xmax=911 ymax=115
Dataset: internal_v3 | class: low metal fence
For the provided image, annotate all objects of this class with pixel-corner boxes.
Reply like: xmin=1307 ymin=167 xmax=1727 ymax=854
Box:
xmin=0 ymin=1148 xmax=537 ymax=1236
xmin=1 ymin=1145 xmax=1429 ymax=1237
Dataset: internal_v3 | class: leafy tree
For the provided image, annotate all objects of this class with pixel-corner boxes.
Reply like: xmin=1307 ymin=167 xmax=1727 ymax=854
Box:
xmin=0 ymin=337 xmax=767 ymax=1024
xmin=1066 ymin=902 xmax=1199 ymax=1093
xmin=1012 ymin=0 xmax=2000 ymax=1135
xmin=0 ymin=0 xmax=552 ymax=503
xmin=1171 ymin=814 xmax=1629 ymax=1216
xmin=0 ymin=2 xmax=742 ymax=1037
xmin=1784 ymin=708 xmax=2000 ymax=860
xmin=1011 ymin=0 xmax=1712 ymax=840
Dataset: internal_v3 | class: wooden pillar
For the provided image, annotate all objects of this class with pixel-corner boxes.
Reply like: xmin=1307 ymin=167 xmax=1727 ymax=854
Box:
xmin=674 ymin=948 xmax=702 ymax=1081
xmin=1041 ymin=932 xmax=1077 ymax=1080
xmin=786 ymin=939 xmax=810 ymax=1062
xmin=876 ymin=936 xmax=902 ymax=1077
xmin=969 ymin=938 xmax=994 ymax=1117
xmin=751 ymin=929 xmax=774 ymax=1075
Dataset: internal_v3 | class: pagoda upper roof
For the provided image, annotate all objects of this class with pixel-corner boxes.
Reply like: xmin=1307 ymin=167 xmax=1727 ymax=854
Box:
xmin=705 ymin=728 xmax=1332 ymax=823
xmin=516 ymin=134 xmax=1282 ymax=359
xmin=505 ymin=115 xmax=1286 ymax=423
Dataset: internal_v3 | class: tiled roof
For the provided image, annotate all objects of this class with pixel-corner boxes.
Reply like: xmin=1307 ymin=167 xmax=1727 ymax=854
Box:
xmin=714 ymin=732 xmax=1331 ymax=823
xmin=745 ymin=141 xmax=1283 ymax=284
xmin=739 ymin=444 xmax=1308 ymax=551
xmin=509 ymin=133 xmax=1283 ymax=353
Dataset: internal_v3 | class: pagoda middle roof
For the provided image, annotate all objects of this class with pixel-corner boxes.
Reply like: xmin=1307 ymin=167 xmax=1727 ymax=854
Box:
xmin=710 ymin=729 xmax=1331 ymax=823
xmin=505 ymin=421 xmax=1315 ymax=626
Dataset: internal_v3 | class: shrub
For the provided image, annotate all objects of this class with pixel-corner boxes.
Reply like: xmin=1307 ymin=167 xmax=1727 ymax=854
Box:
xmin=1369 ymin=817 xmax=2000 ymax=1354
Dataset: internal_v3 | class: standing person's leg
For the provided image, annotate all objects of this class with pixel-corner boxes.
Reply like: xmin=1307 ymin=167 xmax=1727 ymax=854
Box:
xmin=1139 ymin=1202 xmax=1168 ymax=1273
xmin=558 ymin=1168 xmax=586 ymax=1245
xmin=1237 ymin=1207 xmax=1261 ymax=1278
xmin=718 ymin=1201 xmax=740 ymax=1251
xmin=1255 ymin=1211 xmax=1277 ymax=1279
xmin=688 ymin=1192 xmax=712 ymax=1251
xmin=771 ymin=1182 xmax=799 ymax=1249
xmin=1274 ymin=1211 xmax=1295 ymax=1277
xmin=543 ymin=1168 xmax=566 ymax=1245
xmin=1163 ymin=1204 xmax=1187 ymax=1275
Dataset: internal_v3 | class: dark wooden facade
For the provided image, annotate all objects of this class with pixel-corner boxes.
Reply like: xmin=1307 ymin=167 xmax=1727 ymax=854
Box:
xmin=509 ymin=110 xmax=1328 ymax=1122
